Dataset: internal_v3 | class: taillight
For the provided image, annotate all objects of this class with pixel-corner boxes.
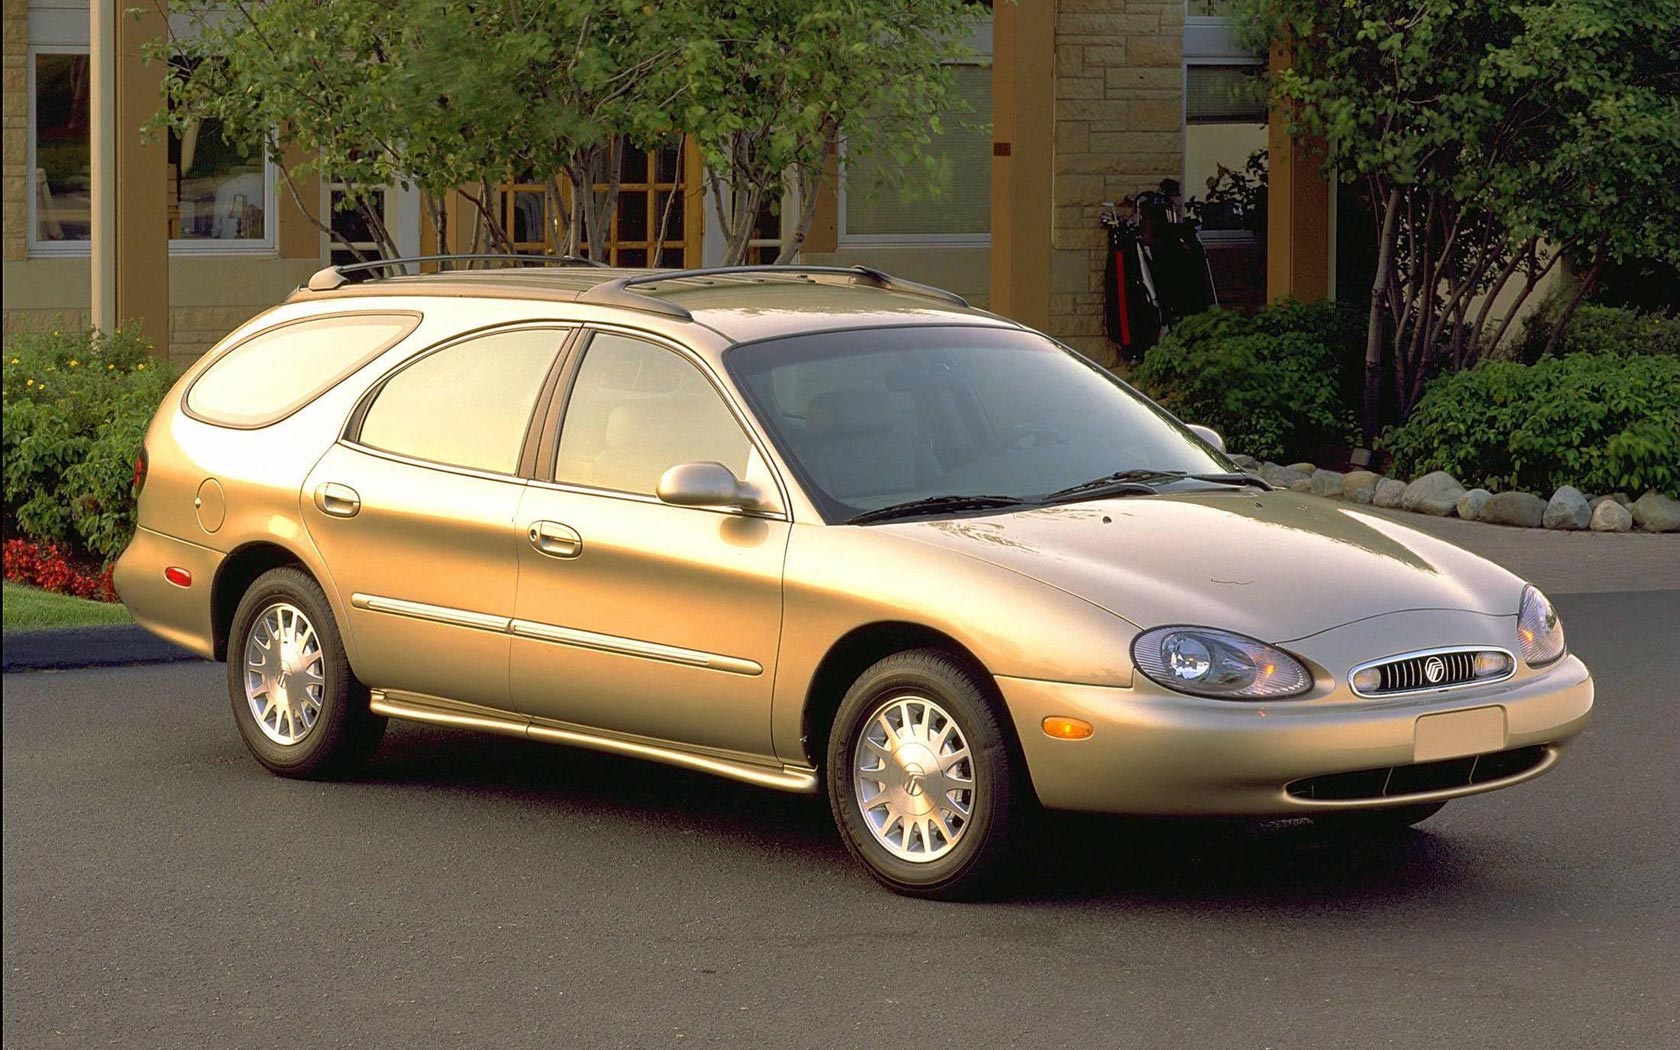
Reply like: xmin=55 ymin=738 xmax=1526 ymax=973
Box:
xmin=132 ymin=450 xmax=148 ymax=497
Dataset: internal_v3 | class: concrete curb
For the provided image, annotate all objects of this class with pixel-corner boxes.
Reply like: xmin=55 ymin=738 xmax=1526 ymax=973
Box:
xmin=2 ymin=625 xmax=202 ymax=673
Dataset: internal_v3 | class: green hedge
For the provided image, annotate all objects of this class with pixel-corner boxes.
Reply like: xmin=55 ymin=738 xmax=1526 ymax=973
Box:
xmin=1514 ymin=302 xmax=1680 ymax=361
xmin=2 ymin=326 xmax=176 ymax=562
xmin=1384 ymin=353 xmax=1680 ymax=499
xmin=1130 ymin=301 xmax=1362 ymax=461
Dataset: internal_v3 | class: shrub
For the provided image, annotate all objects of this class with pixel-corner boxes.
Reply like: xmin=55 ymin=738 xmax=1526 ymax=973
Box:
xmin=2 ymin=538 xmax=118 ymax=601
xmin=1384 ymin=353 xmax=1680 ymax=498
xmin=1513 ymin=300 xmax=1680 ymax=362
xmin=2 ymin=325 xmax=176 ymax=562
xmin=1131 ymin=301 xmax=1362 ymax=461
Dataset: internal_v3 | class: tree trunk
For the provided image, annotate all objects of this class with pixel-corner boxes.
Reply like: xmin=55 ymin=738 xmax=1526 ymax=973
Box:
xmin=1540 ymin=239 xmax=1609 ymax=358
xmin=1363 ymin=189 xmax=1402 ymax=444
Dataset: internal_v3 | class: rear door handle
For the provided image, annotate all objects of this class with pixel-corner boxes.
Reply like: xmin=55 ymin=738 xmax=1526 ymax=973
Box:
xmin=314 ymin=482 xmax=361 ymax=518
xmin=528 ymin=520 xmax=583 ymax=559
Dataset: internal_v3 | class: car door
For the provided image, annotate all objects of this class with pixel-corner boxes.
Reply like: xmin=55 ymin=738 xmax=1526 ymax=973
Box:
xmin=302 ymin=325 xmax=572 ymax=710
xmin=509 ymin=330 xmax=790 ymax=758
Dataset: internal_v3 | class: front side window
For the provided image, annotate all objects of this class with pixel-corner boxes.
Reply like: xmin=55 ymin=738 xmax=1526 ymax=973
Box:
xmin=187 ymin=312 xmax=420 ymax=428
xmin=726 ymin=326 xmax=1227 ymax=522
xmin=357 ymin=328 xmax=563 ymax=474
xmin=30 ymin=51 xmax=91 ymax=247
xmin=555 ymin=334 xmax=751 ymax=495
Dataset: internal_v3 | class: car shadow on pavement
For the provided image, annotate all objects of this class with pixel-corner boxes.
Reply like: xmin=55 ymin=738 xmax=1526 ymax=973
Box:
xmin=354 ymin=722 xmax=1491 ymax=908
xmin=1009 ymin=812 xmax=1487 ymax=908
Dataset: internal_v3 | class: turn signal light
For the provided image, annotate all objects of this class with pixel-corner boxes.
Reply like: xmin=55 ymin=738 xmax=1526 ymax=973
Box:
xmin=164 ymin=566 xmax=192 ymax=588
xmin=1042 ymin=716 xmax=1094 ymax=740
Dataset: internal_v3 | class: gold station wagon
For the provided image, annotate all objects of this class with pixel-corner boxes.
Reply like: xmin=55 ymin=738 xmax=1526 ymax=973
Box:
xmin=115 ymin=260 xmax=1593 ymax=898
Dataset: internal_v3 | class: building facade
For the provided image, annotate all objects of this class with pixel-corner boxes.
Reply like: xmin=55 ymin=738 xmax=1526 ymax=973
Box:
xmin=3 ymin=0 xmax=1330 ymax=367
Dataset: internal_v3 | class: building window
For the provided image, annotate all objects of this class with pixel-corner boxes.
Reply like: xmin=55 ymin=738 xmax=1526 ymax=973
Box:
xmin=1183 ymin=63 xmax=1268 ymax=235
xmin=329 ymin=184 xmax=391 ymax=266
xmin=839 ymin=63 xmax=992 ymax=244
xmin=28 ymin=49 xmax=92 ymax=251
xmin=167 ymin=59 xmax=275 ymax=251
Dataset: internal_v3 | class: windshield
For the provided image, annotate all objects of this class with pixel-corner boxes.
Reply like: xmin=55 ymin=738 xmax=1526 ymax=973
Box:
xmin=725 ymin=325 xmax=1232 ymax=522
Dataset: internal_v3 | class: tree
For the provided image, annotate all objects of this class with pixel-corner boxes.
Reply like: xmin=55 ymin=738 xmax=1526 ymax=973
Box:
xmin=680 ymin=0 xmax=976 ymax=265
xmin=1235 ymin=0 xmax=1680 ymax=441
xmin=150 ymin=0 xmax=690 ymax=261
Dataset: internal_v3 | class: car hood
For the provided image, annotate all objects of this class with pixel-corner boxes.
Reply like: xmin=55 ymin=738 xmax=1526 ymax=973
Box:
xmin=884 ymin=490 xmax=1525 ymax=642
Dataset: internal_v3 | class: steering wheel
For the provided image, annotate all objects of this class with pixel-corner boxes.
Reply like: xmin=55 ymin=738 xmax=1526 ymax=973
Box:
xmin=993 ymin=423 xmax=1070 ymax=452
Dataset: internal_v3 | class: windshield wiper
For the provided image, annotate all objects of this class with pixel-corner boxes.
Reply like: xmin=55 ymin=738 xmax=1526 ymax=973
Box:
xmin=845 ymin=494 xmax=1029 ymax=525
xmin=1186 ymin=471 xmax=1270 ymax=489
xmin=1042 ymin=469 xmax=1187 ymax=502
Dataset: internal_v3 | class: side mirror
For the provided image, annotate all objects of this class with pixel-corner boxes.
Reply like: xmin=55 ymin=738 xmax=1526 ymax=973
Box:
xmin=656 ymin=461 xmax=768 ymax=513
xmin=1187 ymin=424 xmax=1225 ymax=453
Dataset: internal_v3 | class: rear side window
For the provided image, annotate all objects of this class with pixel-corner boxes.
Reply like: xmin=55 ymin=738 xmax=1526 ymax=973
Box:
xmin=186 ymin=312 xmax=420 ymax=428
xmin=356 ymin=327 xmax=564 ymax=474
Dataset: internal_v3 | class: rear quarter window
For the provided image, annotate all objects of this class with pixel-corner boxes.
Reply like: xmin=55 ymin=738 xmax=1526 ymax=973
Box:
xmin=185 ymin=312 xmax=421 ymax=428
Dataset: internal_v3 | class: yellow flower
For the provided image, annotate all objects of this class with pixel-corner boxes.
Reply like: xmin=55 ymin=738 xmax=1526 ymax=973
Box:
xmin=8 ymin=357 xmax=17 ymax=365
xmin=108 ymin=364 xmax=116 ymax=370
xmin=136 ymin=363 xmax=146 ymax=371
xmin=69 ymin=359 xmax=80 ymax=367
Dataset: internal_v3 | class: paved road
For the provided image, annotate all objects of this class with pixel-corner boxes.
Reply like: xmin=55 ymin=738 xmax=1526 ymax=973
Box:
xmin=5 ymin=591 xmax=1676 ymax=1049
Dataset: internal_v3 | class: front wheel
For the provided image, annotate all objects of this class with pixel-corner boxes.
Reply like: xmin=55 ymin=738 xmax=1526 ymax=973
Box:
xmin=227 ymin=566 xmax=385 ymax=779
xmin=826 ymin=649 xmax=1027 ymax=899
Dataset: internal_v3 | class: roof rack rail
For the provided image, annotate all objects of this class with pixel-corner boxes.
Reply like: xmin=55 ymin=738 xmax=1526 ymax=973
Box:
xmin=304 ymin=253 xmax=607 ymax=292
xmin=574 ymin=264 xmax=971 ymax=320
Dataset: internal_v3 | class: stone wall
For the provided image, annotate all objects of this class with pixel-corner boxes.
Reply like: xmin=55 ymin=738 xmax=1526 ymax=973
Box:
xmin=3 ymin=0 xmax=27 ymax=264
xmin=1050 ymin=0 xmax=1185 ymax=365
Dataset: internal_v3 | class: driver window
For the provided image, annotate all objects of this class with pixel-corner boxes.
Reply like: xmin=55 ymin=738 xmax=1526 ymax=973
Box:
xmin=555 ymin=333 xmax=753 ymax=496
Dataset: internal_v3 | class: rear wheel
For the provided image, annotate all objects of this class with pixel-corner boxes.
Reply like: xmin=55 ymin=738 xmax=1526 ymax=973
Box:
xmin=226 ymin=566 xmax=385 ymax=778
xmin=1310 ymin=801 xmax=1446 ymax=835
xmin=826 ymin=649 xmax=1027 ymax=899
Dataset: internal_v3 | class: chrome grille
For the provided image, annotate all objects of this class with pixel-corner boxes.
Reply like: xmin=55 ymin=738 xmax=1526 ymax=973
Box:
xmin=1350 ymin=647 xmax=1514 ymax=697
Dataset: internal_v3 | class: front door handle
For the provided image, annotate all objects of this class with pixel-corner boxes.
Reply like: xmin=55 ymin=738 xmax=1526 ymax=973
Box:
xmin=528 ymin=520 xmax=583 ymax=559
xmin=314 ymin=482 xmax=361 ymax=519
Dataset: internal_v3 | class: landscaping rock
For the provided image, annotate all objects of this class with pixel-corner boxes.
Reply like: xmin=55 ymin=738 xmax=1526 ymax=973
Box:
xmin=1372 ymin=478 xmax=1407 ymax=508
xmin=1287 ymin=475 xmax=1315 ymax=493
xmin=1400 ymin=471 xmax=1466 ymax=516
xmin=1342 ymin=470 xmax=1380 ymax=504
xmin=1589 ymin=493 xmax=1632 ymax=511
xmin=1590 ymin=500 xmax=1634 ymax=533
xmin=1259 ymin=462 xmax=1309 ymax=489
xmin=1310 ymin=469 xmax=1346 ymax=498
xmin=1456 ymin=488 xmax=1492 ymax=521
xmin=1286 ymin=462 xmax=1316 ymax=476
xmin=1543 ymin=486 xmax=1591 ymax=530
xmin=1480 ymin=491 xmax=1546 ymax=528
xmin=1229 ymin=454 xmax=1261 ymax=472
xmin=1632 ymin=491 xmax=1680 ymax=533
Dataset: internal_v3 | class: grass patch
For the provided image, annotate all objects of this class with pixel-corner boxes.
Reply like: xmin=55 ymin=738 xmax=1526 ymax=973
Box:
xmin=2 ymin=583 xmax=132 ymax=630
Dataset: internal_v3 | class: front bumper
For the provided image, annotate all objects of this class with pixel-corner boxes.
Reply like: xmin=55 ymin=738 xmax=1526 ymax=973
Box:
xmin=999 ymin=654 xmax=1592 ymax=816
xmin=111 ymin=526 xmax=223 ymax=660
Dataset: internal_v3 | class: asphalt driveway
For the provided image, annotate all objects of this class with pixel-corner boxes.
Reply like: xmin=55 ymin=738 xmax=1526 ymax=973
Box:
xmin=4 ymin=589 xmax=1676 ymax=1049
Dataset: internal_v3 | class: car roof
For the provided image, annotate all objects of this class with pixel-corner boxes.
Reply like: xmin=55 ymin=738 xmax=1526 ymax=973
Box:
xmin=285 ymin=263 xmax=1019 ymax=344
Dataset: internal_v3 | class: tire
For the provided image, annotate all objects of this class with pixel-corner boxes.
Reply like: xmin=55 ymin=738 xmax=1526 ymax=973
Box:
xmin=826 ymin=649 xmax=1028 ymax=899
xmin=226 ymin=566 xmax=385 ymax=779
xmin=1310 ymin=801 xmax=1446 ymax=835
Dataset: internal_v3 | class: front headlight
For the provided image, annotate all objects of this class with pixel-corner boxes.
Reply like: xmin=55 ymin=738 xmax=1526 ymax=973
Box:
xmin=1131 ymin=626 xmax=1313 ymax=700
xmin=1517 ymin=585 xmax=1565 ymax=666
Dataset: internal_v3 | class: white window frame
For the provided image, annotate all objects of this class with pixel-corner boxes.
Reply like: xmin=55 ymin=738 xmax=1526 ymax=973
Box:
xmin=837 ymin=18 xmax=993 ymax=249
xmin=25 ymin=43 xmax=92 ymax=257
